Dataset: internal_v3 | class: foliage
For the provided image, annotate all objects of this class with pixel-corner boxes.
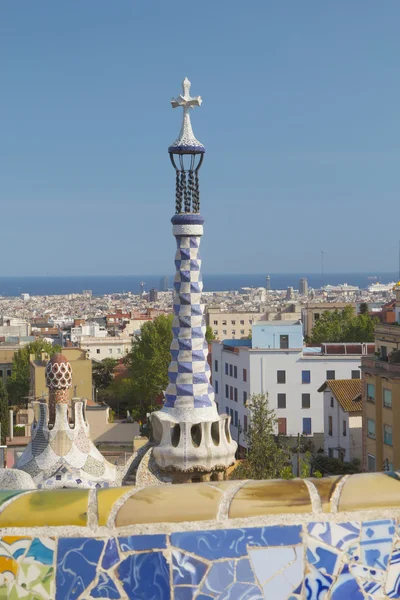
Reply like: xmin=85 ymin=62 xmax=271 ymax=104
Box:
xmin=0 ymin=380 xmax=9 ymax=444
xmin=7 ymin=340 xmax=61 ymax=406
xmin=13 ymin=425 xmax=25 ymax=437
xmin=230 ymin=393 xmax=290 ymax=480
xmin=205 ymin=326 xmax=215 ymax=343
xmin=311 ymin=454 xmax=362 ymax=476
xmin=125 ymin=314 xmax=174 ymax=418
xmin=359 ymin=302 xmax=369 ymax=315
xmin=98 ymin=377 xmax=135 ymax=417
xmin=310 ymin=306 xmax=377 ymax=345
xmin=92 ymin=358 xmax=118 ymax=390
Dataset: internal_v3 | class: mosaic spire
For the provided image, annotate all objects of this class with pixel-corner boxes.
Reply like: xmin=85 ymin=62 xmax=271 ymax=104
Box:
xmin=150 ymin=79 xmax=236 ymax=479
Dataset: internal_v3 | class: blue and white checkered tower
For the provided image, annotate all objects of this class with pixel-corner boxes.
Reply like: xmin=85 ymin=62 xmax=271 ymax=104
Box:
xmin=150 ymin=79 xmax=237 ymax=480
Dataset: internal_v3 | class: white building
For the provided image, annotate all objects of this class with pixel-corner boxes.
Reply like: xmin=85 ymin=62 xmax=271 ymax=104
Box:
xmin=211 ymin=321 xmax=370 ymax=451
xmin=318 ymin=379 xmax=363 ymax=463
xmin=79 ymin=337 xmax=131 ymax=361
xmin=70 ymin=322 xmax=107 ymax=343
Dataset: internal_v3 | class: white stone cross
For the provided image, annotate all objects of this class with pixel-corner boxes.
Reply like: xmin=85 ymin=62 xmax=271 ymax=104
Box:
xmin=171 ymin=78 xmax=202 ymax=110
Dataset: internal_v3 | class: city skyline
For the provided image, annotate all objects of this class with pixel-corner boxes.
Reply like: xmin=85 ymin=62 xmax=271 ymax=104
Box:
xmin=1 ymin=2 xmax=400 ymax=275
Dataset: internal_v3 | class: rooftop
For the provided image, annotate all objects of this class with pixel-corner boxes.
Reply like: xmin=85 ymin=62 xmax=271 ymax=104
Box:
xmin=318 ymin=378 xmax=362 ymax=412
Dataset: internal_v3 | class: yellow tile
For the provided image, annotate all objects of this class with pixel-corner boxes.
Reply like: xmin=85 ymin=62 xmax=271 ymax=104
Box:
xmin=310 ymin=476 xmax=343 ymax=513
xmin=229 ymin=479 xmax=312 ymax=518
xmin=115 ymin=483 xmax=223 ymax=526
xmin=97 ymin=487 xmax=134 ymax=526
xmin=338 ymin=472 xmax=400 ymax=512
xmin=0 ymin=490 xmax=89 ymax=527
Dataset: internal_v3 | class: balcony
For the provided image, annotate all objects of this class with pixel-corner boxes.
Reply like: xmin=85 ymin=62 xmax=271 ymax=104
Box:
xmin=362 ymin=356 xmax=400 ymax=378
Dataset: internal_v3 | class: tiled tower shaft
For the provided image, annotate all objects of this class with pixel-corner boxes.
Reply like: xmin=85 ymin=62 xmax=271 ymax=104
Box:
xmin=164 ymin=213 xmax=216 ymax=417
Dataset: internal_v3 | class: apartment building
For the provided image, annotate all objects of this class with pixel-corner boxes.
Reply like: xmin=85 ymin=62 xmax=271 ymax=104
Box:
xmin=78 ymin=337 xmax=132 ymax=361
xmin=211 ymin=321 xmax=371 ymax=453
xmin=362 ymin=287 xmax=400 ymax=471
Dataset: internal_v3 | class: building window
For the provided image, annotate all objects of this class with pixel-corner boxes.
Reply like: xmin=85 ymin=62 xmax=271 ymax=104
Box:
xmin=214 ymin=380 xmax=219 ymax=394
xmin=278 ymin=418 xmax=287 ymax=435
xmin=277 ymin=393 xmax=286 ymax=409
xmin=328 ymin=448 xmax=333 ymax=458
xmin=232 ymin=331 xmax=236 ymax=337
xmin=234 ymin=410 xmax=238 ymax=427
xmin=381 ymin=345 xmax=388 ymax=360
xmin=0 ymin=370 xmax=3 ymax=377
xmin=6 ymin=369 xmax=11 ymax=377
xmin=214 ymin=359 xmax=218 ymax=372
xmin=343 ymin=420 xmax=347 ymax=436
xmin=243 ymin=368 xmax=247 ymax=382
xmin=302 ymin=370 xmax=311 ymax=384
xmin=243 ymin=391 xmax=248 ymax=404
xmin=231 ymin=320 xmax=236 ymax=325
xmin=225 ymin=384 xmax=229 ymax=399
xmin=351 ymin=370 xmax=360 ymax=379
xmin=109 ymin=348 xmax=113 ymax=354
xmin=384 ymin=424 xmax=393 ymax=446
xmin=240 ymin=320 xmax=244 ymax=325
xmin=223 ymin=330 xmax=227 ymax=335
xmin=314 ymin=313 xmax=320 ymax=321
xmin=383 ymin=388 xmax=392 ymax=409
xmin=230 ymin=408 xmax=234 ymax=420
xmin=234 ymin=387 xmax=238 ymax=402
xmin=117 ymin=348 xmax=122 ymax=354
xmin=367 ymin=454 xmax=376 ymax=472
xmin=230 ymin=386 xmax=233 ymax=400
xmin=244 ymin=415 xmax=248 ymax=432
xmin=240 ymin=330 xmax=245 ymax=335
xmin=367 ymin=383 xmax=375 ymax=403
xmin=326 ymin=370 xmax=335 ymax=380
xmin=234 ymin=366 xmax=238 ymax=379
xmin=229 ymin=364 xmax=233 ymax=377
xmin=303 ymin=418 xmax=312 ymax=435
xmin=330 ymin=396 xmax=334 ymax=407
xmin=302 ymin=393 xmax=311 ymax=409
xmin=367 ymin=419 xmax=376 ymax=439
xmin=225 ymin=363 xmax=228 ymax=375
xmin=328 ymin=416 xmax=333 ymax=436
xmin=214 ymin=330 xmax=218 ymax=336
xmin=280 ymin=335 xmax=289 ymax=349
xmin=277 ymin=370 xmax=286 ymax=384
xmin=222 ymin=320 xmax=227 ymax=326
xmin=96 ymin=349 xmax=100 ymax=354
xmin=213 ymin=320 xmax=218 ymax=325
xmin=225 ymin=406 xmax=229 ymax=415
xmin=249 ymin=320 xmax=253 ymax=324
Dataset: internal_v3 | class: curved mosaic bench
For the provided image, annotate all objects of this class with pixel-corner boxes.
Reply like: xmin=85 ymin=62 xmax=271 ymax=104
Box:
xmin=0 ymin=472 xmax=400 ymax=598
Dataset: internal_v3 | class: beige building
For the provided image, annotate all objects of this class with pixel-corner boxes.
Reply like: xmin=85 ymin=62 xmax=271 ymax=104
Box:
xmin=78 ymin=337 xmax=132 ymax=361
xmin=206 ymin=304 xmax=301 ymax=340
xmin=30 ymin=347 xmax=93 ymax=402
xmin=302 ymin=302 xmax=357 ymax=339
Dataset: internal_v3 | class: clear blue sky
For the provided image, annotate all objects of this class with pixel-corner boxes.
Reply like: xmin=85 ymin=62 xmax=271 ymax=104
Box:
xmin=1 ymin=1 xmax=399 ymax=276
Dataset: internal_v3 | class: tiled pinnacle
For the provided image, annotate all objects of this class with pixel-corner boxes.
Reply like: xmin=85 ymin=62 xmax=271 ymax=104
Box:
xmin=164 ymin=213 xmax=216 ymax=417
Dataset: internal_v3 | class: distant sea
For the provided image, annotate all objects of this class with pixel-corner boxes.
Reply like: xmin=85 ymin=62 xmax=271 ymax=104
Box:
xmin=0 ymin=273 xmax=398 ymax=297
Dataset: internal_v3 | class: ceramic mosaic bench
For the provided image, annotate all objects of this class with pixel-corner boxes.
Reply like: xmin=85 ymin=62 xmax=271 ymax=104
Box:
xmin=0 ymin=472 xmax=400 ymax=598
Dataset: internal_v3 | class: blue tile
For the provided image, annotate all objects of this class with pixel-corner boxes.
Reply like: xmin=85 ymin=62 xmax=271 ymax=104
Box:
xmin=26 ymin=538 xmax=54 ymax=565
xmin=174 ymin=588 xmax=197 ymax=600
xmin=102 ymin=538 xmax=120 ymax=570
xmin=118 ymin=534 xmax=166 ymax=552
xmin=330 ymin=571 xmax=364 ymax=600
xmin=236 ymin=558 xmax=255 ymax=583
xmin=219 ymin=583 xmax=263 ymax=599
xmin=308 ymin=522 xmax=360 ymax=550
xmin=172 ymin=550 xmax=207 ymax=585
xmin=56 ymin=538 xmax=104 ymax=600
xmin=90 ymin=572 xmax=120 ymax=599
xmin=304 ymin=565 xmax=333 ymax=600
xmin=117 ymin=551 xmax=170 ymax=599
xmin=171 ymin=526 xmax=302 ymax=560
xmin=202 ymin=561 xmax=234 ymax=595
xmin=360 ymin=519 xmax=395 ymax=569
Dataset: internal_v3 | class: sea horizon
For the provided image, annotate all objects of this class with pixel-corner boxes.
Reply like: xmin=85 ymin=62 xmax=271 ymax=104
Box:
xmin=0 ymin=272 xmax=397 ymax=297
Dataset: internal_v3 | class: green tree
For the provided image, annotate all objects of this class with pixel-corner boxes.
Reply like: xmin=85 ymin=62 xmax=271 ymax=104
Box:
xmin=7 ymin=340 xmax=61 ymax=406
xmin=310 ymin=306 xmax=377 ymax=344
xmin=92 ymin=358 xmax=118 ymax=390
xmin=311 ymin=454 xmax=362 ymax=475
xmin=231 ymin=393 xmax=290 ymax=480
xmin=126 ymin=314 xmax=174 ymax=417
xmin=205 ymin=326 xmax=215 ymax=343
xmin=0 ymin=380 xmax=9 ymax=444
xmin=359 ymin=302 xmax=369 ymax=315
